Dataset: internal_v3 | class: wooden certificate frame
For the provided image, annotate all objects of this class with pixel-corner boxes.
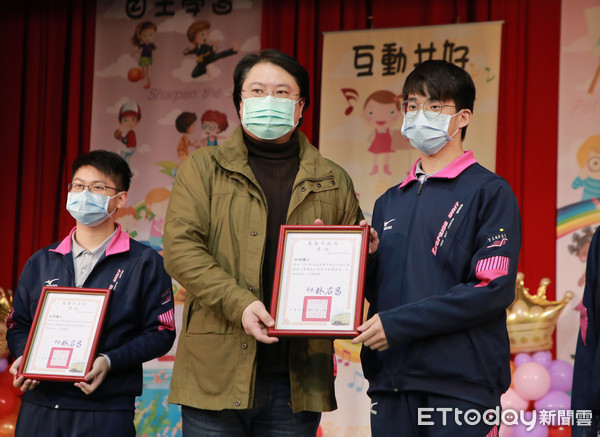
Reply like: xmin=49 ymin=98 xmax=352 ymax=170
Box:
xmin=267 ymin=225 xmax=369 ymax=338
xmin=18 ymin=286 xmax=111 ymax=382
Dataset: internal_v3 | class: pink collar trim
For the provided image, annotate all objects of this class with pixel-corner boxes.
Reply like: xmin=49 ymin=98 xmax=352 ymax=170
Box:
xmin=50 ymin=224 xmax=130 ymax=256
xmin=399 ymin=150 xmax=477 ymax=189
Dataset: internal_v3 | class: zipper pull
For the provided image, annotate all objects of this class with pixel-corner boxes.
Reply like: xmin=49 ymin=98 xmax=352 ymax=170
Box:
xmin=417 ymin=182 xmax=424 ymax=195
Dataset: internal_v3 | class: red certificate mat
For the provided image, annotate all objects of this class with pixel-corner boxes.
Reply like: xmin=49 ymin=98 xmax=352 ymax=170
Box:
xmin=18 ymin=286 xmax=111 ymax=382
xmin=267 ymin=225 xmax=369 ymax=338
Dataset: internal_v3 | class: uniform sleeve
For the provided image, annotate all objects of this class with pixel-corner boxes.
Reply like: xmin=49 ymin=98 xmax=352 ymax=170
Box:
xmin=572 ymin=227 xmax=600 ymax=436
xmin=103 ymin=250 xmax=176 ymax=371
xmin=163 ymin=152 xmax=258 ymax=326
xmin=6 ymin=259 xmax=36 ymax=359
xmin=379 ymin=179 xmax=522 ymax=343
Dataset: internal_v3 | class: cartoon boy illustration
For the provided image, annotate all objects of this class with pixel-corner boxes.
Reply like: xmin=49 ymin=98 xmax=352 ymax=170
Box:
xmin=200 ymin=109 xmax=228 ymax=147
xmin=572 ymin=135 xmax=600 ymax=201
xmin=114 ymin=102 xmax=141 ymax=163
xmin=183 ymin=20 xmax=238 ymax=78
xmin=175 ymin=111 xmax=201 ymax=161
xmin=131 ymin=21 xmax=158 ymax=89
xmin=362 ymin=90 xmax=402 ymax=175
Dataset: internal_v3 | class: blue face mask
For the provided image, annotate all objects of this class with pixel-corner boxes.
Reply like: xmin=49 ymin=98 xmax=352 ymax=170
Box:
xmin=66 ymin=190 xmax=119 ymax=227
xmin=242 ymin=96 xmax=299 ymax=140
xmin=401 ymin=110 xmax=462 ymax=156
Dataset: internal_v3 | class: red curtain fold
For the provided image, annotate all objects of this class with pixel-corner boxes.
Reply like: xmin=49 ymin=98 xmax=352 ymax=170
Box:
xmin=262 ymin=0 xmax=560 ymax=300
xmin=0 ymin=0 xmax=95 ymax=291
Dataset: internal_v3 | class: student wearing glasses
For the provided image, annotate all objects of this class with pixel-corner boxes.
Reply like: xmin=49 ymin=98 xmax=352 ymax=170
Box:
xmin=353 ymin=60 xmax=521 ymax=437
xmin=7 ymin=150 xmax=175 ymax=437
xmin=163 ymin=49 xmax=375 ymax=436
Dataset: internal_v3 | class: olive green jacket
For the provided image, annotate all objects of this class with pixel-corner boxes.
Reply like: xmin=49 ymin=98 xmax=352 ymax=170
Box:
xmin=163 ymin=126 xmax=362 ymax=413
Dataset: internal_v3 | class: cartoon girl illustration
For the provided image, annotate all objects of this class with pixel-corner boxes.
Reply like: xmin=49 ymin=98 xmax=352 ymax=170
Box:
xmin=114 ymin=101 xmax=141 ymax=163
xmin=362 ymin=90 xmax=402 ymax=175
xmin=573 ymin=135 xmax=600 ymax=201
xmin=145 ymin=187 xmax=171 ymax=253
xmin=115 ymin=207 xmax=138 ymax=238
xmin=131 ymin=21 xmax=158 ymax=89
xmin=183 ymin=20 xmax=238 ymax=79
xmin=175 ymin=111 xmax=201 ymax=161
xmin=200 ymin=110 xmax=228 ymax=147
xmin=569 ymin=225 xmax=597 ymax=287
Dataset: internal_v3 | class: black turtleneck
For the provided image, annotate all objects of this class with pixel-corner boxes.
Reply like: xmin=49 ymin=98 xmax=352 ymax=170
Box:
xmin=243 ymin=130 xmax=300 ymax=375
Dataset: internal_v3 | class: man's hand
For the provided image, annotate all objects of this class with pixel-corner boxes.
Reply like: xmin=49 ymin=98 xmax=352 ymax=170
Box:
xmin=352 ymin=314 xmax=389 ymax=351
xmin=10 ymin=356 xmax=40 ymax=392
xmin=241 ymin=300 xmax=279 ymax=344
xmin=359 ymin=219 xmax=379 ymax=255
xmin=74 ymin=355 xmax=110 ymax=395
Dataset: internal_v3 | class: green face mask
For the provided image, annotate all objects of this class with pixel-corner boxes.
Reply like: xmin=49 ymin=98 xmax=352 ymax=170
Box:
xmin=242 ymin=96 xmax=299 ymax=140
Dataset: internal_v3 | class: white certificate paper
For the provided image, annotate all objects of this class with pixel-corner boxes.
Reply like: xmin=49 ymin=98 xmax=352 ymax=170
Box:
xmin=273 ymin=229 xmax=365 ymax=334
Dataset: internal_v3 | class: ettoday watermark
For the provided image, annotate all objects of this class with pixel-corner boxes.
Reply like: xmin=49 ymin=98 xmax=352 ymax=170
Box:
xmin=418 ymin=407 xmax=594 ymax=431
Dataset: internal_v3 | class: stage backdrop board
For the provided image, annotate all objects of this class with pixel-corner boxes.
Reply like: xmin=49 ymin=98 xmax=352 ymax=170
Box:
xmin=90 ymin=1 xmax=262 ymax=435
xmin=319 ymin=22 xmax=503 ymax=435
xmin=556 ymin=0 xmax=600 ymax=365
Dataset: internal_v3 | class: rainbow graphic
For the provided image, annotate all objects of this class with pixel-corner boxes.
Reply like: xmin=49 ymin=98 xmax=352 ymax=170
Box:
xmin=557 ymin=198 xmax=600 ymax=238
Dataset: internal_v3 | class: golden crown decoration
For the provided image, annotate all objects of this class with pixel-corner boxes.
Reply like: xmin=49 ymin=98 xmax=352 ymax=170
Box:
xmin=506 ymin=273 xmax=573 ymax=353
xmin=0 ymin=287 xmax=13 ymax=359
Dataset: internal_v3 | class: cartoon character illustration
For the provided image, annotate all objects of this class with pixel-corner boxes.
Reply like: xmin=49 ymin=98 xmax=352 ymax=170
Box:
xmin=200 ymin=109 xmax=228 ymax=147
xmin=362 ymin=90 xmax=402 ymax=175
xmin=175 ymin=111 xmax=201 ymax=161
xmin=572 ymin=135 xmax=600 ymax=200
xmin=131 ymin=21 xmax=158 ymax=89
xmin=183 ymin=20 xmax=238 ymax=78
xmin=115 ymin=206 xmax=138 ymax=238
xmin=569 ymin=225 xmax=598 ymax=287
xmin=114 ymin=101 xmax=141 ymax=163
xmin=145 ymin=187 xmax=171 ymax=253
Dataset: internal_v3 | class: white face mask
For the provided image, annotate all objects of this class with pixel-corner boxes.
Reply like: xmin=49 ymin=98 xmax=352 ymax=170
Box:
xmin=401 ymin=110 xmax=462 ymax=156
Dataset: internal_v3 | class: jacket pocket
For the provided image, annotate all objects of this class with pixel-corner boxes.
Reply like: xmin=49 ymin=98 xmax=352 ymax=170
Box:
xmin=186 ymin=304 xmax=235 ymax=334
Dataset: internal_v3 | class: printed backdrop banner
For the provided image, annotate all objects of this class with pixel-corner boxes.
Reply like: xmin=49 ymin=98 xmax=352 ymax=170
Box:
xmin=319 ymin=22 xmax=502 ymax=435
xmin=556 ymin=0 xmax=600 ymax=364
xmin=90 ymin=1 xmax=261 ymax=435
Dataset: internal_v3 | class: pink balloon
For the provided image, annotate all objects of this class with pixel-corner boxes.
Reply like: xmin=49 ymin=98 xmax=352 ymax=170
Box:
xmin=532 ymin=351 xmax=553 ymax=368
xmin=501 ymin=388 xmax=530 ymax=411
xmin=534 ymin=390 xmax=572 ymax=417
xmin=547 ymin=360 xmax=573 ymax=393
xmin=513 ymin=362 xmax=551 ymax=401
xmin=514 ymin=353 xmax=533 ymax=367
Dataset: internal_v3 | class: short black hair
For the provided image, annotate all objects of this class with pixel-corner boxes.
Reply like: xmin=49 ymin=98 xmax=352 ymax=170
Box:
xmin=232 ymin=49 xmax=310 ymax=125
xmin=402 ymin=60 xmax=475 ymax=140
xmin=72 ymin=150 xmax=132 ymax=191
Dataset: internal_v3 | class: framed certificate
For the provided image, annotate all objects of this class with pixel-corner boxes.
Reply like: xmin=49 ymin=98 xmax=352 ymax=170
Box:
xmin=18 ymin=286 xmax=111 ymax=382
xmin=267 ymin=225 xmax=369 ymax=338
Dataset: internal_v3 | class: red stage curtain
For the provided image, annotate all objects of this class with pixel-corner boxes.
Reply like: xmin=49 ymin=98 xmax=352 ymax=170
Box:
xmin=262 ymin=0 xmax=560 ymax=299
xmin=0 ymin=1 xmax=95 ymax=290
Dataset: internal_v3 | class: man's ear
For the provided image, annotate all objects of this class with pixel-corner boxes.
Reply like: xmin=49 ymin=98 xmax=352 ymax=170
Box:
xmin=458 ymin=109 xmax=472 ymax=129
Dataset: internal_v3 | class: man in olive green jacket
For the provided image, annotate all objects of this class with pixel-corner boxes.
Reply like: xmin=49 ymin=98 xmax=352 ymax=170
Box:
xmin=163 ymin=50 xmax=366 ymax=436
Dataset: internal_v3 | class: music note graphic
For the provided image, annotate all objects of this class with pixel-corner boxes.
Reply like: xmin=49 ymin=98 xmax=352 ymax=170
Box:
xmin=337 ymin=349 xmax=351 ymax=367
xmin=348 ymin=371 xmax=364 ymax=392
xmin=341 ymin=88 xmax=359 ymax=115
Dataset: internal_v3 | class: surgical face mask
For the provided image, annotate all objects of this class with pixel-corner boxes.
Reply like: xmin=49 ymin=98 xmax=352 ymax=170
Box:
xmin=241 ymin=96 xmax=299 ymax=140
xmin=401 ymin=110 xmax=462 ymax=156
xmin=66 ymin=190 xmax=119 ymax=227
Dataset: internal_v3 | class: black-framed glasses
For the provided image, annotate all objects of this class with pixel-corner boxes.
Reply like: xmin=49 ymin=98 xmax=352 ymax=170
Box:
xmin=401 ymin=100 xmax=457 ymax=120
xmin=241 ymin=89 xmax=301 ymax=100
xmin=67 ymin=183 xmax=121 ymax=195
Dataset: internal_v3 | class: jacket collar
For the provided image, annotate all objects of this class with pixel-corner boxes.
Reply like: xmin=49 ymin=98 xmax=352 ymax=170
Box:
xmin=50 ymin=224 xmax=130 ymax=256
xmin=215 ymin=126 xmax=333 ymax=181
xmin=399 ymin=150 xmax=477 ymax=189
